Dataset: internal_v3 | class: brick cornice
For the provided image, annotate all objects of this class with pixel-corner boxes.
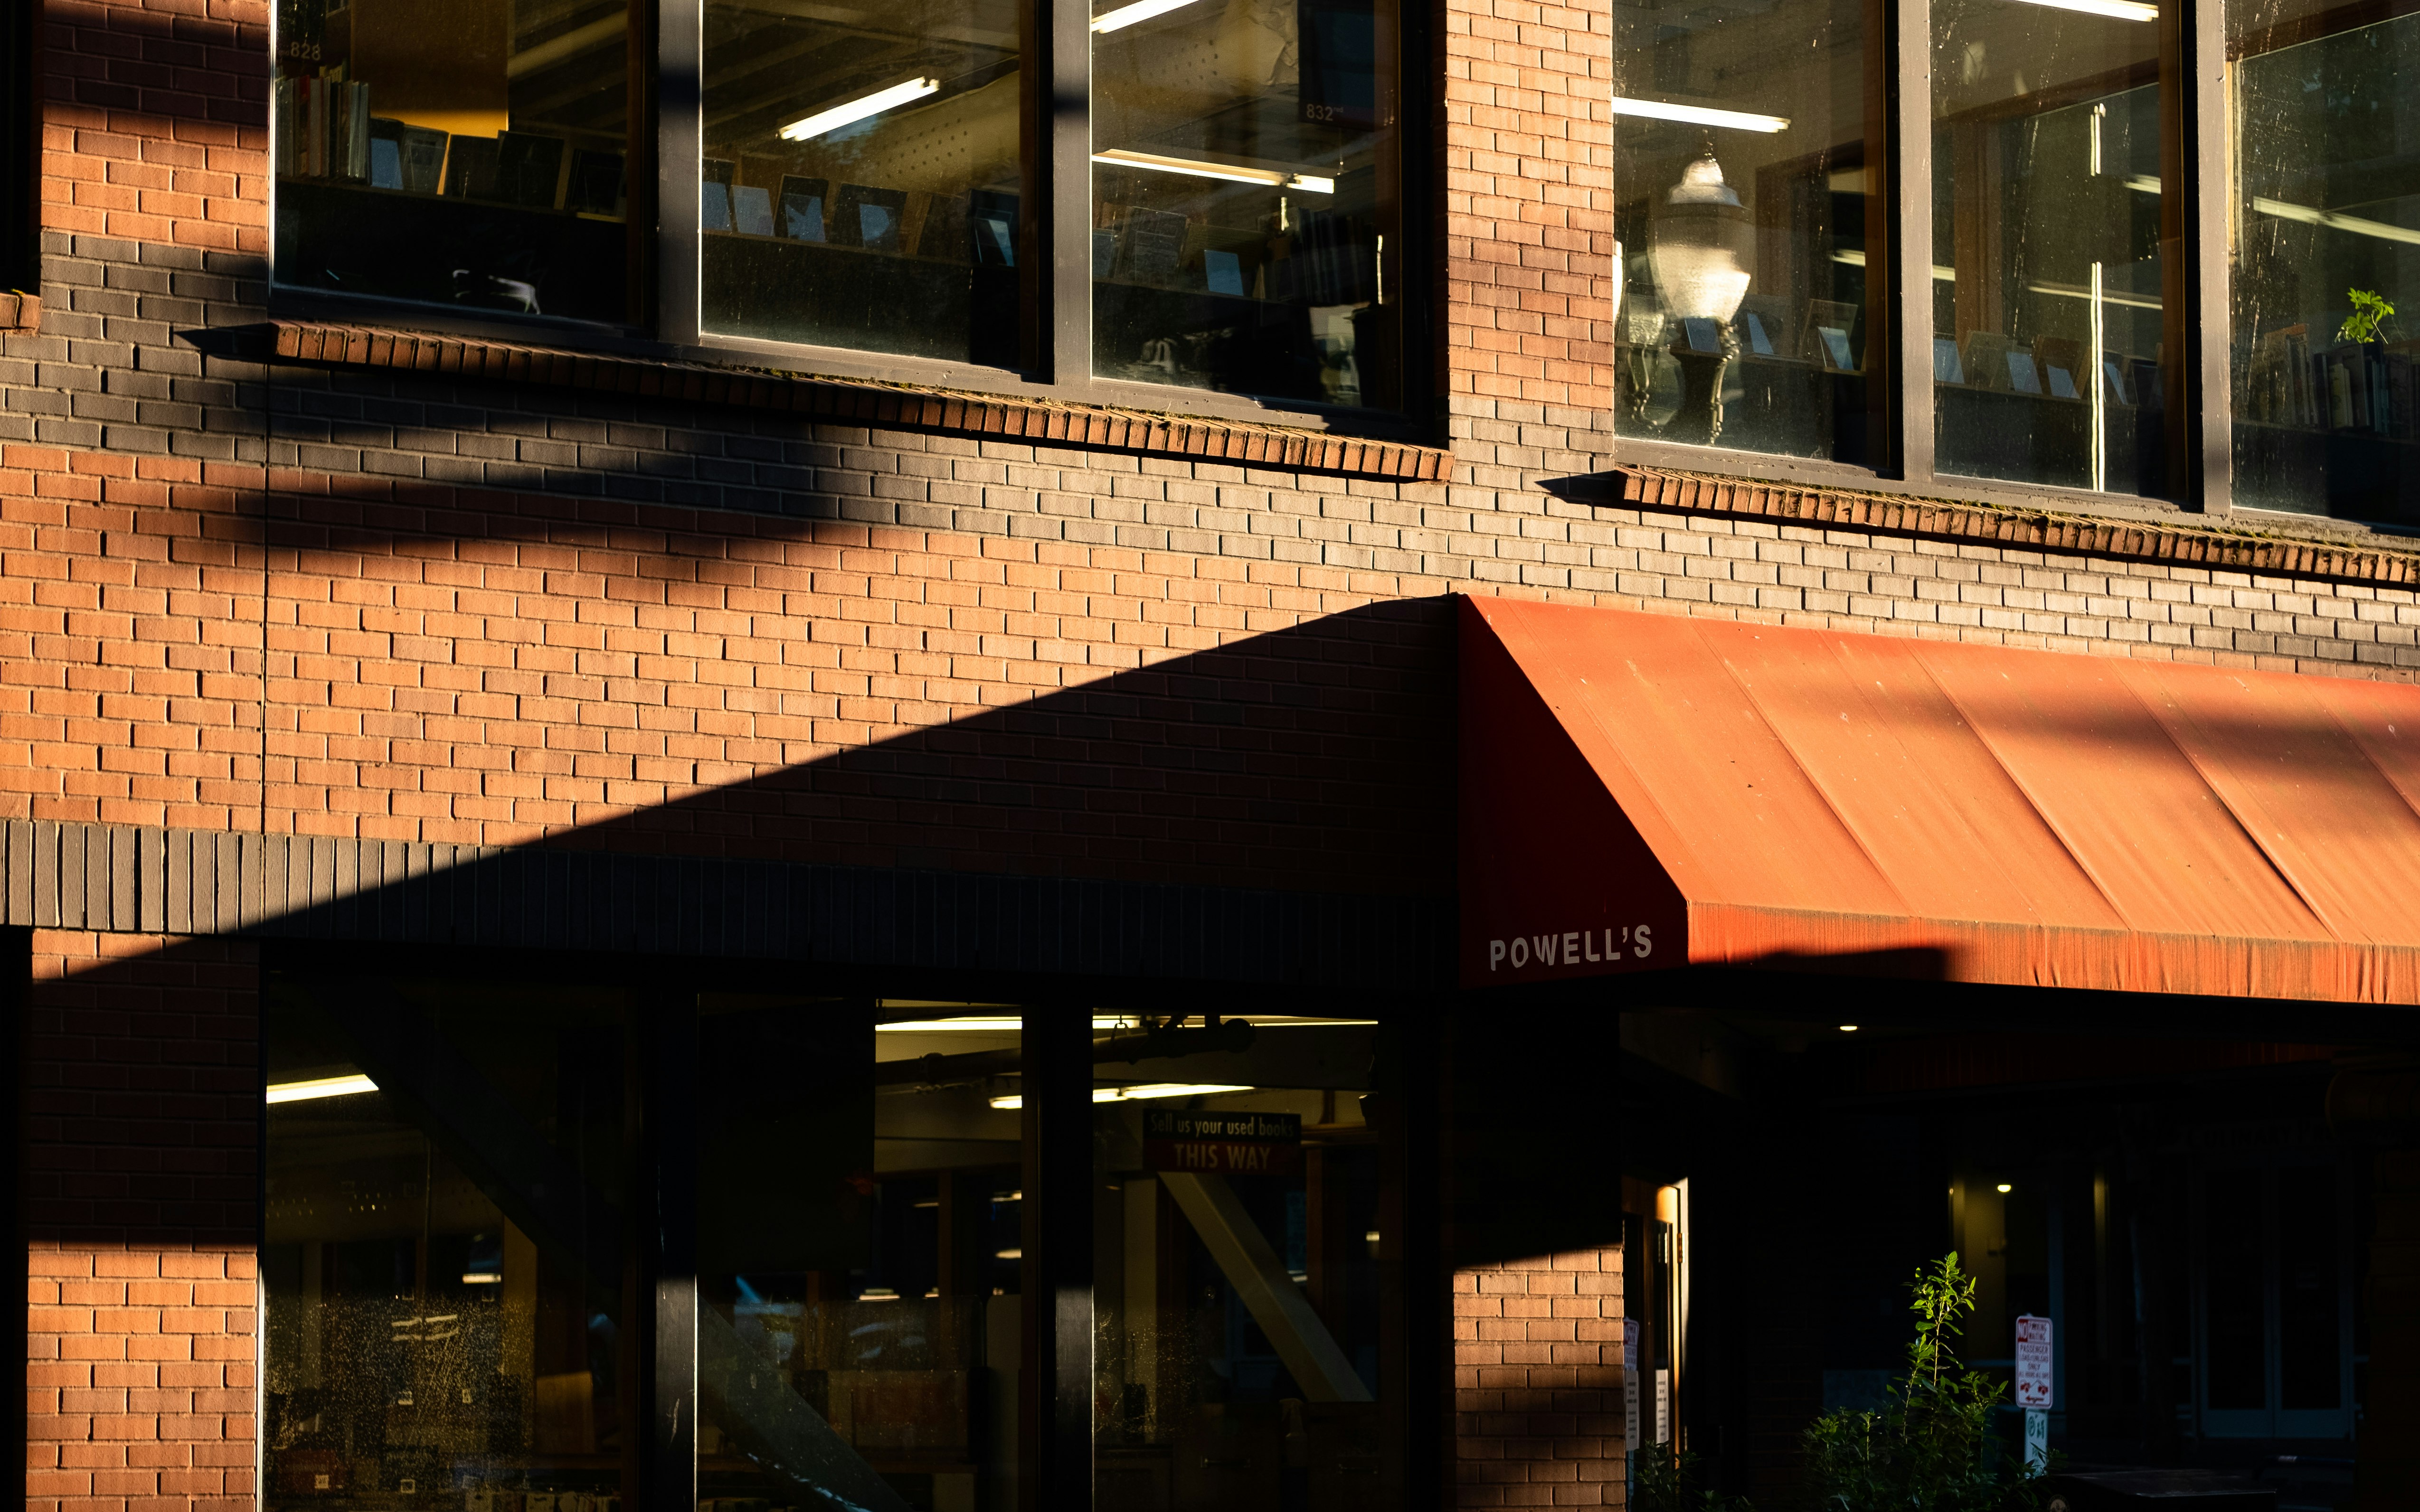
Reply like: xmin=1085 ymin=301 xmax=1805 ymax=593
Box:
xmin=266 ymin=319 xmax=1450 ymax=483
xmin=1617 ymin=465 xmax=2420 ymax=589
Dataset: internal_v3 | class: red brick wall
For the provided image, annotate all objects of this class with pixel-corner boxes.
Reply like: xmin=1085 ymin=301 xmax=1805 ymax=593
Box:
xmin=23 ymin=931 xmax=262 ymax=1512
xmin=1452 ymin=1249 xmax=1625 ymax=1510
xmin=1439 ymin=0 xmax=1615 ymax=414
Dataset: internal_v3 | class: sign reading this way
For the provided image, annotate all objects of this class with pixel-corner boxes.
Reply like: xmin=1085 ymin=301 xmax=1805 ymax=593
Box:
xmin=1143 ymin=1109 xmax=1301 ymax=1176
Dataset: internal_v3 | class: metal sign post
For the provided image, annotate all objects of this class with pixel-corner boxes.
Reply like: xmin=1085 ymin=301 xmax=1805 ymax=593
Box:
xmin=2015 ymin=1314 xmax=2052 ymax=1471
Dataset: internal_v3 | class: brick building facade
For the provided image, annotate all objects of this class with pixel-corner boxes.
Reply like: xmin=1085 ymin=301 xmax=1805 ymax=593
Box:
xmin=13 ymin=0 xmax=2420 ymax=1506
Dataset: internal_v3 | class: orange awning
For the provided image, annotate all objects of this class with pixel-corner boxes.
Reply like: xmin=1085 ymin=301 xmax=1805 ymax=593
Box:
xmin=1458 ymin=596 xmax=2420 ymax=1001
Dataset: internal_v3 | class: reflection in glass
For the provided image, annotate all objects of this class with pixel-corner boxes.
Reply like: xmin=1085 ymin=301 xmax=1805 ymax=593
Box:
xmin=1931 ymin=0 xmax=2164 ymax=494
xmin=272 ymin=0 xmax=632 ymax=322
xmin=697 ymin=1005 xmax=1025 ymax=1512
xmin=700 ymin=0 xmax=1022 ymax=365
xmin=263 ymin=982 xmax=632 ymax=1512
xmin=1612 ymin=0 xmax=1868 ymax=459
xmin=2229 ymin=3 xmax=2420 ymax=520
xmin=1090 ymin=0 xmax=1402 ymax=410
xmin=1088 ymin=1014 xmax=1396 ymax=1512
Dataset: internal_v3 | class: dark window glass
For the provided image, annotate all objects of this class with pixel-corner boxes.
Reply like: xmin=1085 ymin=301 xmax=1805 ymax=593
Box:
xmin=2203 ymin=1169 xmax=2266 ymax=1412
xmin=1931 ymin=0 xmax=2164 ymax=495
xmin=272 ymin=0 xmax=633 ymax=323
xmin=1090 ymin=0 xmax=1403 ymax=411
xmin=1088 ymin=1014 xmax=1400 ymax=1512
xmin=700 ymin=0 xmax=1023 ymax=366
xmin=1612 ymin=0 xmax=1869 ymax=460
xmin=2278 ymin=1168 xmax=2340 ymax=1411
xmin=2229 ymin=0 xmax=2420 ymax=521
xmin=264 ymin=978 xmax=633 ymax=1512
xmin=695 ymin=1004 xmax=1027 ymax=1512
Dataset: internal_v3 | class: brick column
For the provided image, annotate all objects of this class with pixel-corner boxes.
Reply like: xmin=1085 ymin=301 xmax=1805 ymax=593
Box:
xmin=1453 ymin=1248 xmax=1625 ymax=1510
xmin=1438 ymin=0 xmax=1615 ymax=424
xmin=23 ymin=932 xmax=261 ymax=1512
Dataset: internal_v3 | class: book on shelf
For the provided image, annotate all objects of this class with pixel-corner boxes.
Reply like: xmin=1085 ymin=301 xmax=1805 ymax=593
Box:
xmin=274 ymin=75 xmax=371 ymax=182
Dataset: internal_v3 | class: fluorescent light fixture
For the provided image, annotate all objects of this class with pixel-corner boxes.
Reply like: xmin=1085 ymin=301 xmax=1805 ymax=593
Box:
xmin=1610 ymin=96 xmax=1789 ymax=134
xmin=860 ymin=1287 xmax=901 ymax=1301
xmin=882 ymin=1014 xmax=1376 ymax=1031
xmin=2028 ymin=280 xmax=2163 ymax=310
xmin=2003 ymin=0 xmax=2155 ymax=19
xmin=2253 ymin=195 xmax=2420 ymax=247
xmin=2124 ymin=174 xmax=2161 ymax=195
xmin=1093 ymin=149 xmax=1334 ymax=194
xmin=779 ymin=77 xmax=939 ymax=142
xmin=1838 ymin=1024 xmax=1859 ymax=1032
xmin=988 ymin=1082 xmax=1254 ymax=1109
xmin=995 ymin=1247 xmax=1023 ymax=1259
xmin=461 ymin=1272 xmax=503 ymax=1285
xmin=1092 ymin=0 xmax=1200 ymax=30
xmin=1831 ymin=248 xmax=1956 ymax=282
xmin=266 ymin=1073 xmax=378 ymax=1104
xmin=1997 ymin=1183 xmax=2014 ymax=1193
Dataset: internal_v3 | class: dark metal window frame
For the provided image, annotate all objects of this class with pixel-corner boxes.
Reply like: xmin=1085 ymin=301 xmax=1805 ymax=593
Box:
xmin=1613 ymin=0 xmax=2245 ymax=518
xmin=254 ymin=941 xmax=1443 ymax=1512
xmin=263 ymin=0 xmax=1435 ymax=442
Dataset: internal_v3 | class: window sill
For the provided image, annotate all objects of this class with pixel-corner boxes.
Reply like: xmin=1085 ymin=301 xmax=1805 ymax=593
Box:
xmin=1612 ymin=465 xmax=2420 ymax=588
xmin=266 ymin=319 xmax=1450 ymax=483
xmin=0 ymin=292 xmax=37 ymax=331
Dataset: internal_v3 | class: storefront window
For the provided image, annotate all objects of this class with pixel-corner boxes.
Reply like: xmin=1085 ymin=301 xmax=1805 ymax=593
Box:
xmin=699 ymin=0 xmax=1024 ymax=365
xmin=2228 ymin=0 xmax=2420 ymax=521
xmin=694 ymin=1003 xmax=1026 ymax=1512
xmin=1931 ymin=0 xmax=2164 ymax=495
xmin=1089 ymin=0 xmax=1403 ymax=411
xmin=264 ymin=979 xmax=634 ymax=1512
xmin=272 ymin=0 xmax=633 ymax=323
xmin=1088 ymin=1014 xmax=1399 ymax=1512
xmin=1611 ymin=0 xmax=1869 ymax=460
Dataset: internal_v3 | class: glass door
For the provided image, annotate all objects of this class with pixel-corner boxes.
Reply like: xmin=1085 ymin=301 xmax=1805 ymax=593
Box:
xmin=2194 ymin=1159 xmax=2356 ymax=1441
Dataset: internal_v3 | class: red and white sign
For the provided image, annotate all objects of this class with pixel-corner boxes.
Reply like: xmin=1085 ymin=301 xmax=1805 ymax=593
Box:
xmin=2014 ymin=1315 xmax=2052 ymax=1408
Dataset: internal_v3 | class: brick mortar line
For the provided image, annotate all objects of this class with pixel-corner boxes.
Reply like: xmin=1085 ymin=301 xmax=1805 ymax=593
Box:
xmin=266 ymin=321 xmax=1453 ymax=484
xmin=1620 ymin=466 xmax=2420 ymax=589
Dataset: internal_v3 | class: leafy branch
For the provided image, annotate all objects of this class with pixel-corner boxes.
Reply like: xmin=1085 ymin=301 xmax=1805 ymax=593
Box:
xmin=2340 ymin=288 xmax=2398 ymax=345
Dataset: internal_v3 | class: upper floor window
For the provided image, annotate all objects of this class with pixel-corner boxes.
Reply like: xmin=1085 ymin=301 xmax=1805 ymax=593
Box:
xmin=269 ymin=0 xmax=1412 ymax=419
xmin=272 ymin=0 xmax=635 ymax=325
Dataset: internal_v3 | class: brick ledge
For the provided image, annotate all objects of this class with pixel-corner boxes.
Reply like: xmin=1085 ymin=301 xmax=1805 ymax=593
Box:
xmin=1617 ymin=466 xmax=2420 ymax=588
xmin=268 ymin=320 xmax=1448 ymax=482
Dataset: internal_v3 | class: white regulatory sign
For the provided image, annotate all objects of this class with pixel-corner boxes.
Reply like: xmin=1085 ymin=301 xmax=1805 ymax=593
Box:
xmin=2014 ymin=1314 xmax=2052 ymax=1408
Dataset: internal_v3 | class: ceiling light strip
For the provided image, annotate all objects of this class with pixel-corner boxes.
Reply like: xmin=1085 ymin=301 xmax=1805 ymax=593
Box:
xmin=779 ymin=77 xmax=940 ymax=142
xmin=1610 ymin=97 xmax=1789 ymax=133
xmin=1092 ymin=150 xmax=1335 ymax=194
xmin=266 ymin=1073 xmax=379 ymax=1104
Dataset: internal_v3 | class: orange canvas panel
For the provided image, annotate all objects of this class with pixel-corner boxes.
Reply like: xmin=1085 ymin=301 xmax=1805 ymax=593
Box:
xmin=1459 ymin=596 xmax=2420 ymax=1002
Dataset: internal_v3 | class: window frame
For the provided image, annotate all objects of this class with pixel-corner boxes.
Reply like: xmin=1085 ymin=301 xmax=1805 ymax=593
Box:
xmin=1609 ymin=0 xmax=2249 ymax=517
xmin=263 ymin=0 xmax=1436 ymax=441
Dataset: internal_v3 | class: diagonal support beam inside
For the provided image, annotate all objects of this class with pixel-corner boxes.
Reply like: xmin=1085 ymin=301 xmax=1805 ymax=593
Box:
xmin=1161 ymin=1170 xmax=1373 ymax=1403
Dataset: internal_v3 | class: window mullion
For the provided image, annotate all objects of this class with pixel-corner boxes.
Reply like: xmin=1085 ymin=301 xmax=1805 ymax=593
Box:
xmin=2165 ymin=0 xmax=2232 ymax=512
xmin=1887 ymin=0 xmax=1937 ymax=487
xmin=1039 ymin=0 xmax=1093 ymax=386
xmin=658 ymin=0 xmax=705 ymax=347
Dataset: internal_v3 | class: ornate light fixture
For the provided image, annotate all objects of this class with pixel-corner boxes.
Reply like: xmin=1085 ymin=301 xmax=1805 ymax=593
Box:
xmin=1647 ymin=152 xmax=1755 ymax=441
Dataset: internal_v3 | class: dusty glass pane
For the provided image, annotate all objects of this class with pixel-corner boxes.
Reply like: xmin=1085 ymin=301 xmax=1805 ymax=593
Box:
xmin=264 ymin=981 xmax=633 ymax=1512
xmin=273 ymin=0 xmax=633 ymax=323
xmin=1089 ymin=1014 xmax=1398 ymax=1512
xmin=1612 ymin=0 xmax=1869 ymax=460
xmin=1090 ymin=0 xmax=1403 ymax=412
xmin=695 ymin=1004 xmax=1026 ymax=1512
xmin=700 ymin=0 xmax=1023 ymax=366
xmin=1931 ymin=0 xmax=2164 ymax=494
xmin=2229 ymin=4 xmax=2420 ymax=521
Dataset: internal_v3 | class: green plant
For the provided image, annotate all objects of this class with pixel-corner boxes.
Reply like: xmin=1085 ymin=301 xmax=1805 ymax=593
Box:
xmin=1634 ymin=1447 xmax=1755 ymax=1512
xmin=2339 ymin=288 xmax=2397 ymax=344
xmin=1797 ymin=1253 xmax=2044 ymax=1512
